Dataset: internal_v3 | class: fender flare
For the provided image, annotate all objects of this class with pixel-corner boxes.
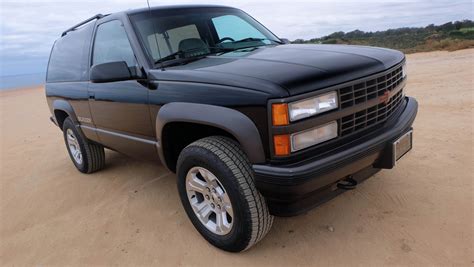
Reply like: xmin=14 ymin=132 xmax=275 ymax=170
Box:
xmin=156 ymin=102 xmax=266 ymax=167
xmin=52 ymin=99 xmax=78 ymax=124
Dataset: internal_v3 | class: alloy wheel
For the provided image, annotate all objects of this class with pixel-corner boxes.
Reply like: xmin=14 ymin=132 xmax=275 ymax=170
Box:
xmin=185 ymin=167 xmax=234 ymax=235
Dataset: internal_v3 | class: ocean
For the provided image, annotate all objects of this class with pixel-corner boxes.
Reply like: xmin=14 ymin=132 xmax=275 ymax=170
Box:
xmin=0 ymin=73 xmax=45 ymax=90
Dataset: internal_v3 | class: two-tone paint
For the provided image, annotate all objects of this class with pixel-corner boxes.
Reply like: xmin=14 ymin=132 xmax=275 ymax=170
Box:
xmin=46 ymin=5 xmax=418 ymax=216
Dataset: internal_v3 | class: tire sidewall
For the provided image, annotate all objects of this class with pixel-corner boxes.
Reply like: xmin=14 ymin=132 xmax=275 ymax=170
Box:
xmin=177 ymin=145 xmax=253 ymax=252
xmin=62 ymin=118 xmax=89 ymax=173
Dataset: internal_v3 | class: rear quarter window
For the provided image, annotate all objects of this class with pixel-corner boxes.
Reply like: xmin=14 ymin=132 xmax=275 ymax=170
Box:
xmin=46 ymin=23 xmax=94 ymax=82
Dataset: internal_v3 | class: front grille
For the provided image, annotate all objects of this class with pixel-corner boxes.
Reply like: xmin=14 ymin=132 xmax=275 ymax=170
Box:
xmin=338 ymin=65 xmax=405 ymax=136
xmin=268 ymin=62 xmax=407 ymax=160
xmin=339 ymin=89 xmax=404 ymax=136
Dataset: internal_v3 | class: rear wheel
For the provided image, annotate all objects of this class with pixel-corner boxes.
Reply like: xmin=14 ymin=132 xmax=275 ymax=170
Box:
xmin=177 ymin=136 xmax=273 ymax=252
xmin=62 ymin=117 xmax=105 ymax=173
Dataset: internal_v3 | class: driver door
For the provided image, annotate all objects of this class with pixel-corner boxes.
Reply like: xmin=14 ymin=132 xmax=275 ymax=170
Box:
xmin=88 ymin=19 xmax=156 ymax=160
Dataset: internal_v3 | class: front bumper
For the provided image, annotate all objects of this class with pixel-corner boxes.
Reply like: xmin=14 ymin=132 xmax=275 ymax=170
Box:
xmin=253 ymin=97 xmax=418 ymax=216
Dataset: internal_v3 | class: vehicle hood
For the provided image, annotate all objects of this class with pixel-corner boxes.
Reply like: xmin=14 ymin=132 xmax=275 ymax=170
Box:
xmin=153 ymin=44 xmax=405 ymax=96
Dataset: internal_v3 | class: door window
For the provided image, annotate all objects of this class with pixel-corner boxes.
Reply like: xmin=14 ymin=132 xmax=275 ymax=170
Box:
xmin=92 ymin=20 xmax=136 ymax=67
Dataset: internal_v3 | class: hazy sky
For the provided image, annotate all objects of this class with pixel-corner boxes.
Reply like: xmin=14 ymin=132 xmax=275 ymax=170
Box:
xmin=0 ymin=0 xmax=473 ymax=76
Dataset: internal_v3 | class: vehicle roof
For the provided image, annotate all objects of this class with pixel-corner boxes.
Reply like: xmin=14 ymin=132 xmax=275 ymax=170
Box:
xmin=61 ymin=5 xmax=238 ymax=38
xmin=125 ymin=4 xmax=237 ymax=15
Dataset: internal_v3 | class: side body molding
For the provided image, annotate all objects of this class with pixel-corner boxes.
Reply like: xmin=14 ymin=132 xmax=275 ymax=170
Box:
xmin=52 ymin=99 xmax=78 ymax=122
xmin=156 ymin=102 xmax=266 ymax=165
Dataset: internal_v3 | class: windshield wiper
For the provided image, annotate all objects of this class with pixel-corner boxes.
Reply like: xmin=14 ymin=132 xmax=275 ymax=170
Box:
xmin=153 ymin=39 xmax=282 ymax=65
xmin=154 ymin=46 xmax=235 ymax=65
xmin=233 ymin=37 xmax=283 ymax=44
xmin=154 ymin=51 xmax=184 ymax=64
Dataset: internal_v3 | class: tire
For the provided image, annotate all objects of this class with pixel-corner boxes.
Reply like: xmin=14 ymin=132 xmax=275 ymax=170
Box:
xmin=176 ymin=136 xmax=273 ymax=252
xmin=62 ymin=117 xmax=105 ymax=173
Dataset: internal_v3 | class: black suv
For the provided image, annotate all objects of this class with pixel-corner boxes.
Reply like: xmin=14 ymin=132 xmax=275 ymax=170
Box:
xmin=46 ymin=5 xmax=418 ymax=252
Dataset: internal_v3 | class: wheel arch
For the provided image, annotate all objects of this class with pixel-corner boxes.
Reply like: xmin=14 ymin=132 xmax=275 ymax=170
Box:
xmin=52 ymin=100 xmax=78 ymax=129
xmin=156 ymin=102 xmax=266 ymax=172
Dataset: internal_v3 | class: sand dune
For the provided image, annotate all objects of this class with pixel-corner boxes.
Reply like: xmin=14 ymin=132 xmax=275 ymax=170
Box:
xmin=1 ymin=49 xmax=473 ymax=266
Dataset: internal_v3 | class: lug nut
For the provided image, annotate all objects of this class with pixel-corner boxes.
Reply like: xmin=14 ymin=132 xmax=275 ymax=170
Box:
xmin=211 ymin=188 xmax=216 ymax=193
xmin=218 ymin=197 xmax=222 ymax=202
xmin=211 ymin=203 xmax=215 ymax=209
xmin=207 ymin=187 xmax=211 ymax=192
xmin=217 ymin=205 xmax=221 ymax=209
xmin=205 ymin=195 xmax=210 ymax=200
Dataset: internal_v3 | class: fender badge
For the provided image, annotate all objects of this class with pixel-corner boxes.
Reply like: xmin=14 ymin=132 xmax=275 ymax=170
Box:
xmin=77 ymin=116 xmax=92 ymax=123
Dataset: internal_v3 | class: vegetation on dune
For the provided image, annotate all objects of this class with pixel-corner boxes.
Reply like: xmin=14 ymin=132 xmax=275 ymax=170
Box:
xmin=292 ymin=20 xmax=474 ymax=53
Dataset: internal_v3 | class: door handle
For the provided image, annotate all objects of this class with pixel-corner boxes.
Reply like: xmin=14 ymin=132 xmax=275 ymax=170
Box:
xmin=88 ymin=92 xmax=95 ymax=100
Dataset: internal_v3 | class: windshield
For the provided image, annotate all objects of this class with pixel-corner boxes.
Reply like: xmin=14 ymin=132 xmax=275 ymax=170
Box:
xmin=129 ymin=7 xmax=281 ymax=66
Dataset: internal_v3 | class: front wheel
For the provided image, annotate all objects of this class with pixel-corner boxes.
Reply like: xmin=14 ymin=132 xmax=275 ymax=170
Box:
xmin=176 ymin=136 xmax=273 ymax=252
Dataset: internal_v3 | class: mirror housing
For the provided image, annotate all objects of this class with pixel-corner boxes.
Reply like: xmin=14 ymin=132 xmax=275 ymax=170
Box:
xmin=280 ymin=38 xmax=291 ymax=44
xmin=90 ymin=61 xmax=132 ymax=83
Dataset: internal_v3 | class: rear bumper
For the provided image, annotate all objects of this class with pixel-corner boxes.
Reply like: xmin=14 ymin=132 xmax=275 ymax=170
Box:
xmin=253 ymin=97 xmax=418 ymax=216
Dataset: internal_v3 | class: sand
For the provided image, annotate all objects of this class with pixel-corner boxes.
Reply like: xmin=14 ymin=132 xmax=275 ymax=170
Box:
xmin=1 ymin=49 xmax=473 ymax=266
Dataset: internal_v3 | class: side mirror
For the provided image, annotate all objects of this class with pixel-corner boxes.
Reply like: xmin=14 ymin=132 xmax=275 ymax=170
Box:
xmin=280 ymin=38 xmax=291 ymax=44
xmin=90 ymin=61 xmax=132 ymax=83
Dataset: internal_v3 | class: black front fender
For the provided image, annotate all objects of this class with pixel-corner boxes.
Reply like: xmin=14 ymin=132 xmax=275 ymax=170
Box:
xmin=156 ymin=102 xmax=266 ymax=166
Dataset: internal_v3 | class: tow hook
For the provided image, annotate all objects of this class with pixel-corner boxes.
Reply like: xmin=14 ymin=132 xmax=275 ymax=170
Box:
xmin=337 ymin=176 xmax=358 ymax=190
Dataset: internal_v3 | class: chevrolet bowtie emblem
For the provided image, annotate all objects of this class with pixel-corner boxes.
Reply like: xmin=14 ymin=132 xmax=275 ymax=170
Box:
xmin=379 ymin=90 xmax=391 ymax=105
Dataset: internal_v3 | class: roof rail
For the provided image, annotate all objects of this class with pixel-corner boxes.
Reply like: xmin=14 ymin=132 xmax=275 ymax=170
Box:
xmin=61 ymin=14 xmax=106 ymax=37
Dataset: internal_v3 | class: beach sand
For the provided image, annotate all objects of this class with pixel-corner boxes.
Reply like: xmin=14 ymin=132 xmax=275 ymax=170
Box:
xmin=1 ymin=49 xmax=473 ymax=265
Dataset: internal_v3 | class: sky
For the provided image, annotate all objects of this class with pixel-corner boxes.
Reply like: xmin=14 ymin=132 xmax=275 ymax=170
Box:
xmin=0 ymin=0 xmax=473 ymax=78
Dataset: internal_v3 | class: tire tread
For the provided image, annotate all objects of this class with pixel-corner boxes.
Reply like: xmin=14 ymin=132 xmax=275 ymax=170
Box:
xmin=63 ymin=118 xmax=105 ymax=174
xmin=187 ymin=136 xmax=273 ymax=250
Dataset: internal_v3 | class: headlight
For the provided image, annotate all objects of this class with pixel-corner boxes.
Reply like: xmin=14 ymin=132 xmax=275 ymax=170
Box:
xmin=288 ymin=91 xmax=338 ymax=122
xmin=291 ymin=121 xmax=338 ymax=152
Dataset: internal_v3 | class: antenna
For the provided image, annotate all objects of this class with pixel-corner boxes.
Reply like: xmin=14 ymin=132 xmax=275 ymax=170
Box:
xmin=146 ymin=0 xmax=165 ymax=71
